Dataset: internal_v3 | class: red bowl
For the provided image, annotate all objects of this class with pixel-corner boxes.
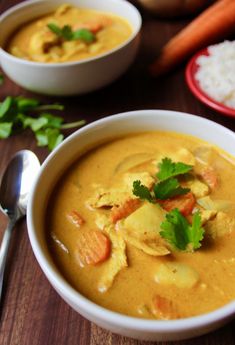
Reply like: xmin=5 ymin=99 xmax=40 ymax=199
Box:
xmin=185 ymin=48 xmax=235 ymax=118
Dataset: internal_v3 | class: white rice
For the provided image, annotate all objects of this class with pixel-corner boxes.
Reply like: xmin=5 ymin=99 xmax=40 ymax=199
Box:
xmin=195 ymin=41 xmax=235 ymax=109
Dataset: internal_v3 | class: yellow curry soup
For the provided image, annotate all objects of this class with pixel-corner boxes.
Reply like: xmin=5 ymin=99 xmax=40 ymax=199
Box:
xmin=46 ymin=131 xmax=235 ymax=319
xmin=6 ymin=4 xmax=133 ymax=63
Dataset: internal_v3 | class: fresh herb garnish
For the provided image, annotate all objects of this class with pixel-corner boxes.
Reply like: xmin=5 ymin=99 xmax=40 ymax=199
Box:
xmin=0 ymin=75 xmax=4 ymax=85
xmin=133 ymin=178 xmax=189 ymax=201
xmin=47 ymin=23 xmax=95 ymax=43
xmin=0 ymin=96 xmax=85 ymax=150
xmin=133 ymin=158 xmax=192 ymax=202
xmin=160 ymin=209 xmax=205 ymax=251
xmin=157 ymin=157 xmax=193 ymax=181
xmin=153 ymin=178 xmax=190 ymax=200
xmin=133 ymin=180 xmax=155 ymax=203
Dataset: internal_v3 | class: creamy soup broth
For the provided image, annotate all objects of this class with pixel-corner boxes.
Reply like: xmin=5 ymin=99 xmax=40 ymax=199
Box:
xmin=7 ymin=4 xmax=132 ymax=63
xmin=46 ymin=131 xmax=235 ymax=319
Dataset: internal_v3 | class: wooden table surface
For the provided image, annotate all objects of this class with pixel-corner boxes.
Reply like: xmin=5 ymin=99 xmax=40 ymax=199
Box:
xmin=1 ymin=1 xmax=235 ymax=344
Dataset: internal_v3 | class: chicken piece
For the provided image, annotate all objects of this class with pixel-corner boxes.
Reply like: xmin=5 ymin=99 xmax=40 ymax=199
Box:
xmin=194 ymin=146 xmax=217 ymax=165
xmin=87 ymin=172 xmax=153 ymax=209
xmin=122 ymin=231 xmax=169 ymax=256
xmin=111 ymin=198 xmax=141 ymax=223
xmin=155 ymin=148 xmax=195 ymax=168
xmin=197 ymin=196 xmax=235 ymax=212
xmin=185 ymin=175 xmax=209 ymax=198
xmin=55 ymin=4 xmax=72 ymax=16
xmin=29 ymin=29 xmax=60 ymax=55
xmin=199 ymin=210 xmax=217 ymax=225
xmin=97 ymin=226 xmax=127 ymax=292
xmin=197 ymin=166 xmax=218 ymax=190
xmin=118 ymin=203 xmax=169 ymax=256
xmin=204 ymin=212 xmax=235 ymax=239
xmin=123 ymin=172 xmax=155 ymax=193
xmin=95 ymin=213 xmax=111 ymax=230
xmin=87 ymin=187 xmax=130 ymax=208
xmin=175 ymin=148 xmax=196 ymax=166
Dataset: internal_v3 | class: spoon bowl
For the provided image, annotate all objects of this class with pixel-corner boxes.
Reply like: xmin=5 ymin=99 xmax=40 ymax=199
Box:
xmin=0 ymin=150 xmax=40 ymax=301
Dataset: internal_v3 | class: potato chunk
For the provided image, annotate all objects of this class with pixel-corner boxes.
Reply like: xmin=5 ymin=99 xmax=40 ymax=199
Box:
xmin=155 ymin=262 xmax=199 ymax=288
xmin=119 ymin=203 xmax=169 ymax=256
xmin=123 ymin=203 xmax=166 ymax=234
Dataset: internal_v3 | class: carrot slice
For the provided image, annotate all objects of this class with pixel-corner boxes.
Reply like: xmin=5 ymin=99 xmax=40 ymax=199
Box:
xmin=197 ymin=167 xmax=218 ymax=190
xmin=111 ymin=198 xmax=141 ymax=223
xmin=67 ymin=210 xmax=85 ymax=227
xmin=152 ymin=295 xmax=178 ymax=320
xmin=76 ymin=230 xmax=111 ymax=267
xmin=159 ymin=192 xmax=196 ymax=216
xmin=150 ymin=0 xmax=235 ymax=76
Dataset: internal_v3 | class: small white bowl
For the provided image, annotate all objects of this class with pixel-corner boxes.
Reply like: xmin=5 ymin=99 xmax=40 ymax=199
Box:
xmin=0 ymin=0 xmax=141 ymax=96
xmin=27 ymin=110 xmax=235 ymax=341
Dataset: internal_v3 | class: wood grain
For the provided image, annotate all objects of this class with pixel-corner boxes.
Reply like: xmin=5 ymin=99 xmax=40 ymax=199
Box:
xmin=1 ymin=1 xmax=235 ymax=344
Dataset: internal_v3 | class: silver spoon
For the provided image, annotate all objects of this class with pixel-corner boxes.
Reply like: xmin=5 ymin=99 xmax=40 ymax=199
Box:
xmin=0 ymin=150 xmax=40 ymax=301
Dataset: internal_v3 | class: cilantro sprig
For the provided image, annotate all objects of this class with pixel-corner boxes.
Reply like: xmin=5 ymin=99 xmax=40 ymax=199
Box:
xmin=133 ymin=158 xmax=192 ymax=201
xmin=133 ymin=178 xmax=189 ymax=202
xmin=132 ymin=158 xmax=204 ymax=252
xmin=133 ymin=180 xmax=154 ymax=203
xmin=153 ymin=178 xmax=189 ymax=200
xmin=47 ymin=23 xmax=95 ymax=43
xmin=160 ymin=209 xmax=205 ymax=252
xmin=157 ymin=158 xmax=193 ymax=181
xmin=0 ymin=96 xmax=85 ymax=150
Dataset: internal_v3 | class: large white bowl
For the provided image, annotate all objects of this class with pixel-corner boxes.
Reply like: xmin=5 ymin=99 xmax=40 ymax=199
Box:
xmin=27 ymin=110 xmax=235 ymax=341
xmin=0 ymin=0 xmax=141 ymax=96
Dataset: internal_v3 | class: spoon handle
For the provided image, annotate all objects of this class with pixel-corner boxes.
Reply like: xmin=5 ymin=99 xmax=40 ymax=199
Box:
xmin=0 ymin=219 xmax=15 ymax=302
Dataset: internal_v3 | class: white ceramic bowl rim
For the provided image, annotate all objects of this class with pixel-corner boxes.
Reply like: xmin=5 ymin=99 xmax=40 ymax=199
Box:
xmin=27 ymin=110 xmax=235 ymax=335
xmin=0 ymin=0 xmax=142 ymax=68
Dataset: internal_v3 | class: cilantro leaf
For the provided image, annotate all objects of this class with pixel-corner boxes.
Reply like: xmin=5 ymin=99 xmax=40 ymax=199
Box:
xmin=0 ymin=75 xmax=4 ymax=85
xmin=36 ymin=128 xmax=64 ymax=151
xmin=38 ymin=113 xmax=63 ymax=129
xmin=0 ymin=97 xmax=13 ymax=118
xmin=47 ymin=23 xmax=64 ymax=37
xmin=160 ymin=209 xmax=205 ymax=251
xmin=154 ymin=178 xmax=190 ymax=200
xmin=72 ymin=28 xmax=95 ymax=43
xmin=0 ymin=96 xmax=85 ymax=151
xmin=188 ymin=211 xmax=205 ymax=250
xmin=157 ymin=158 xmax=193 ymax=181
xmin=132 ymin=180 xmax=154 ymax=203
xmin=23 ymin=116 xmax=48 ymax=131
xmin=16 ymin=97 xmax=40 ymax=111
xmin=47 ymin=23 xmax=95 ymax=43
xmin=0 ymin=122 xmax=13 ymax=138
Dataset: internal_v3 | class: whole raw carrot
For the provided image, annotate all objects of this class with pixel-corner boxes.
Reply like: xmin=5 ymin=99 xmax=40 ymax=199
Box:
xmin=150 ymin=0 xmax=235 ymax=76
